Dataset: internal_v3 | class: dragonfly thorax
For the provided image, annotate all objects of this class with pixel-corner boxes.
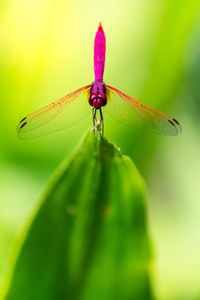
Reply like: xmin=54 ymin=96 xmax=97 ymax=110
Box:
xmin=89 ymin=93 xmax=107 ymax=109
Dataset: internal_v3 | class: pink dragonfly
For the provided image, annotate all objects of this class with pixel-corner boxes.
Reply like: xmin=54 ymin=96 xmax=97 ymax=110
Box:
xmin=17 ymin=23 xmax=181 ymax=139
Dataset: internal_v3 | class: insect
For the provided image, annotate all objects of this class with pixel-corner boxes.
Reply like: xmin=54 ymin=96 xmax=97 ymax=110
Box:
xmin=17 ymin=23 xmax=181 ymax=139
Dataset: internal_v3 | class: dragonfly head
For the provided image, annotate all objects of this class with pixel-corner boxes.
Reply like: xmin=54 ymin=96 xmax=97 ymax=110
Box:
xmin=89 ymin=93 xmax=107 ymax=109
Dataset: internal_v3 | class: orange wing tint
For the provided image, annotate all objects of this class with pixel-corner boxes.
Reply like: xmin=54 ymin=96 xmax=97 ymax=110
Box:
xmin=105 ymin=85 xmax=182 ymax=136
xmin=17 ymin=85 xmax=91 ymax=139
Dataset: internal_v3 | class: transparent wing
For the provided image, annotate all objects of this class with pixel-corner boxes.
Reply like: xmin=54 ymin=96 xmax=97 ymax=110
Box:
xmin=17 ymin=85 xmax=92 ymax=139
xmin=104 ymin=85 xmax=182 ymax=136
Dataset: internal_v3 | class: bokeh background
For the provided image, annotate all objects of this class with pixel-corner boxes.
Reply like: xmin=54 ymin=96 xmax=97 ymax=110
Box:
xmin=0 ymin=0 xmax=200 ymax=299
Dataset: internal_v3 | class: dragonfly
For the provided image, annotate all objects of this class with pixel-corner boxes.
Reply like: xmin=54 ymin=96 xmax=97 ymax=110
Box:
xmin=17 ymin=23 xmax=181 ymax=139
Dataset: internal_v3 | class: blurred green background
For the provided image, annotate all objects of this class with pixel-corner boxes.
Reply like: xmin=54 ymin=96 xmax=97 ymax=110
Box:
xmin=0 ymin=0 xmax=200 ymax=299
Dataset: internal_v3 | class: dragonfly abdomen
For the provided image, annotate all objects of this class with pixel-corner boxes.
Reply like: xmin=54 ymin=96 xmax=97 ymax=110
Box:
xmin=94 ymin=23 xmax=106 ymax=82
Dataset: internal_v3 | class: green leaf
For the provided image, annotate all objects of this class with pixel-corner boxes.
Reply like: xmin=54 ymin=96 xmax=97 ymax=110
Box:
xmin=6 ymin=128 xmax=154 ymax=300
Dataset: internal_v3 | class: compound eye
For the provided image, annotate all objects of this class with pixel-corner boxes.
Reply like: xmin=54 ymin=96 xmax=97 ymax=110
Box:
xmin=89 ymin=93 xmax=98 ymax=107
xmin=90 ymin=93 xmax=97 ymax=100
xmin=97 ymin=93 xmax=106 ymax=99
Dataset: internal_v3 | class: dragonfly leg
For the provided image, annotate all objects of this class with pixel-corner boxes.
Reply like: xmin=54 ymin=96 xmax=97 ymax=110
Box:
xmin=92 ymin=107 xmax=104 ymax=134
xmin=92 ymin=107 xmax=97 ymax=127
xmin=92 ymin=107 xmax=95 ymax=126
xmin=100 ymin=108 xmax=104 ymax=134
